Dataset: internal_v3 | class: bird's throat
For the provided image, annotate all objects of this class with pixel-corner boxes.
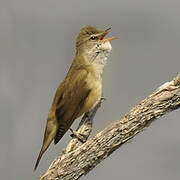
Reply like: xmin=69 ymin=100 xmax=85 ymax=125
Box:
xmin=82 ymin=42 xmax=112 ymax=66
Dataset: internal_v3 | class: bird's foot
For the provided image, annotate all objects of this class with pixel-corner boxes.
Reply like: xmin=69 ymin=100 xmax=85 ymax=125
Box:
xmin=70 ymin=128 xmax=86 ymax=143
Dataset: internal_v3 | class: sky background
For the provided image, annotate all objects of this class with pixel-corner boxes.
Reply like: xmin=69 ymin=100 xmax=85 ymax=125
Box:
xmin=0 ymin=0 xmax=180 ymax=180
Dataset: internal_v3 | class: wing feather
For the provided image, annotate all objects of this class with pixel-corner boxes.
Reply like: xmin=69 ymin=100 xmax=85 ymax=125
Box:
xmin=53 ymin=69 xmax=92 ymax=144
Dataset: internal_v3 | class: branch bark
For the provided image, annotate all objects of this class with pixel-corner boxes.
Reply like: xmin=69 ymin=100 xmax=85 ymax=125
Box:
xmin=40 ymin=74 xmax=180 ymax=180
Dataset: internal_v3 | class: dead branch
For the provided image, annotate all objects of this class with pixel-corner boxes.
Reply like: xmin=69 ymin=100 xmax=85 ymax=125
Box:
xmin=40 ymin=73 xmax=180 ymax=180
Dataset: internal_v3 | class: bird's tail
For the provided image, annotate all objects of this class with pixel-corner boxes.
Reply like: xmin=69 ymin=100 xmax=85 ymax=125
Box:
xmin=34 ymin=148 xmax=44 ymax=171
xmin=34 ymin=118 xmax=58 ymax=171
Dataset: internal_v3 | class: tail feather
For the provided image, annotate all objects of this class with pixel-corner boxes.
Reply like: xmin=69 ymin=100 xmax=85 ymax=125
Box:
xmin=34 ymin=134 xmax=54 ymax=171
xmin=34 ymin=118 xmax=57 ymax=171
xmin=54 ymin=125 xmax=67 ymax=144
xmin=34 ymin=149 xmax=44 ymax=171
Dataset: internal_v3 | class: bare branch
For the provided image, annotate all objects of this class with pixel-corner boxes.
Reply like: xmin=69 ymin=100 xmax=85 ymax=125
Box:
xmin=40 ymin=73 xmax=180 ymax=180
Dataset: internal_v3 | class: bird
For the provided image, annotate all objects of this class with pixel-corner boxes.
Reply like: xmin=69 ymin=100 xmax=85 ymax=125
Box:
xmin=34 ymin=26 xmax=117 ymax=170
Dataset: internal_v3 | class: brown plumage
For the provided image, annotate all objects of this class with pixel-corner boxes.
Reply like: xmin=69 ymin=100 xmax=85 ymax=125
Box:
xmin=34 ymin=26 xmax=116 ymax=170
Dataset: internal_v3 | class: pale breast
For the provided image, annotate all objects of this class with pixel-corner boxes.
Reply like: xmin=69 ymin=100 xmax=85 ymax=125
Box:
xmin=80 ymin=71 xmax=102 ymax=114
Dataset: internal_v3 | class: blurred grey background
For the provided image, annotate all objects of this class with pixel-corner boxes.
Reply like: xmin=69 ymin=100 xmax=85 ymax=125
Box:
xmin=0 ymin=0 xmax=180 ymax=180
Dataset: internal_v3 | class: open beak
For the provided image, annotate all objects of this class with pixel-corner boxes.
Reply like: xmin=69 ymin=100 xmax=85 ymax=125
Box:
xmin=99 ymin=27 xmax=118 ymax=42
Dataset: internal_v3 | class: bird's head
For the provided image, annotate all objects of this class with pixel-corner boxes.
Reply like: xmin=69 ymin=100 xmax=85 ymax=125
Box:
xmin=76 ymin=26 xmax=117 ymax=65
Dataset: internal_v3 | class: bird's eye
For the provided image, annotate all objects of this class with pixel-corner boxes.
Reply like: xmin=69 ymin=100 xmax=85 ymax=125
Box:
xmin=90 ymin=36 xmax=98 ymax=40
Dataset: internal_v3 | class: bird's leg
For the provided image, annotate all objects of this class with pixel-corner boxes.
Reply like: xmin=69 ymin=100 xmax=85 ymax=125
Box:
xmin=69 ymin=97 xmax=106 ymax=143
xmin=69 ymin=128 xmax=86 ymax=143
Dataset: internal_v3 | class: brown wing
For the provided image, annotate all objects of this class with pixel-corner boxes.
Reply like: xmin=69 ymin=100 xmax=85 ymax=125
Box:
xmin=53 ymin=69 xmax=92 ymax=144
